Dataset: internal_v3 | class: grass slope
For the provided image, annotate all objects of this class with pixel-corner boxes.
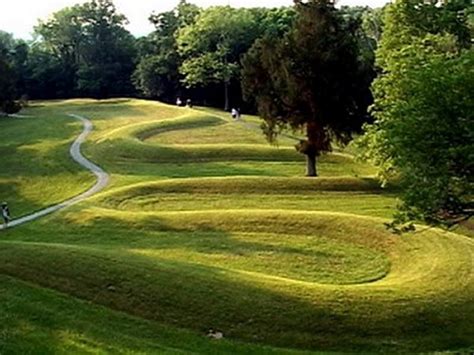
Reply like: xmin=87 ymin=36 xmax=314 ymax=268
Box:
xmin=1 ymin=98 xmax=473 ymax=353
xmin=0 ymin=110 xmax=94 ymax=217
xmin=0 ymin=275 xmax=305 ymax=354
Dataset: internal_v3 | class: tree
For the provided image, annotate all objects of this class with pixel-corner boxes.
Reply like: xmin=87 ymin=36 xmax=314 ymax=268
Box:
xmin=76 ymin=0 xmax=136 ymax=97
xmin=0 ymin=31 xmax=21 ymax=115
xmin=242 ymin=0 xmax=373 ymax=176
xmin=133 ymin=54 xmax=179 ymax=99
xmin=133 ymin=1 xmax=200 ymax=101
xmin=358 ymin=0 xmax=473 ymax=227
xmin=0 ymin=54 xmax=17 ymax=115
xmin=34 ymin=5 xmax=83 ymax=97
xmin=34 ymin=0 xmax=136 ymax=98
xmin=361 ymin=7 xmax=384 ymax=44
xmin=177 ymin=6 xmax=262 ymax=110
xmin=25 ymin=43 xmax=71 ymax=99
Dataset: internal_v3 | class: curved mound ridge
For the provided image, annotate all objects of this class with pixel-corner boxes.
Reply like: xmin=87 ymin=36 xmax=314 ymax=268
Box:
xmin=86 ymin=110 xmax=376 ymax=177
xmin=2 ymin=100 xmax=472 ymax=353
xmin=95 ymin=176 xmax=397 ymax=219
xmin=2 ymin=209 xmax=473 ymax=351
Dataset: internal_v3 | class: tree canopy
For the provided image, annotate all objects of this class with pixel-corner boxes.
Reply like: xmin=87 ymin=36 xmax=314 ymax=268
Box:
xmin=0 ymin=31 xmax=21 ymax=114
xmin=359 ymin=0 xmax=473 ymax=227
xmin=177 ymin=6 xmax=263 ymax=110
xmin=242 ymin=0 xmax=374 ymax=176
xmin=34 ymin=0 xmax=136 ymax=98
xmin=132 ymin=0 xmax=200 ymax=102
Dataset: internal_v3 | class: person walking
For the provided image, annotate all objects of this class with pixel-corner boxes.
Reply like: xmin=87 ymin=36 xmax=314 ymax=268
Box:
xmin=1 ymin=202 xmax=11 ymax=229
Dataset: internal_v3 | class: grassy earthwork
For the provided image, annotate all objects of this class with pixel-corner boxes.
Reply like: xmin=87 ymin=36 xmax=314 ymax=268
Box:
xmin=0 ymin=99 xmax=472 ymax=353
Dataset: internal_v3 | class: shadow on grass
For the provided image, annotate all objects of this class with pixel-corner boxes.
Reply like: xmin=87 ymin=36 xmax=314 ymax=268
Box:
xmin=0 ymin=236 xmax=471 ymax=353
xmin=0 ymin=275 xmax=293 ymax=354
xmin=1 ymin=212 xmax=472 ymax=352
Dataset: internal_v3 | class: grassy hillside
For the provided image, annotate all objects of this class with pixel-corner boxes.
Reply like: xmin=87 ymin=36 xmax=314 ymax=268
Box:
xmin=0 ymin=99 xmax=472 ymax=353
xmin=0 ymin=109 xmax=94 ymax=217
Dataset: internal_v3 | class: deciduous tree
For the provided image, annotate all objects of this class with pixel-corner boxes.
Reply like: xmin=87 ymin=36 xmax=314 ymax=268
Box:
xmin=177 ymin=6 xmax=261 ymax=110
xmin=34 ymin=0 xmax=136 ymax=98
xmin=133 ymin=1 xmax=199 ymax=101
xmin=359 ymin=0 xmax=473 ymax=227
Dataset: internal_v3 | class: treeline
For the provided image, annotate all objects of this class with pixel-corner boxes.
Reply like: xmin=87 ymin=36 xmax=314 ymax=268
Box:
xmin=0 ymin=0 xmax=378 ymax=110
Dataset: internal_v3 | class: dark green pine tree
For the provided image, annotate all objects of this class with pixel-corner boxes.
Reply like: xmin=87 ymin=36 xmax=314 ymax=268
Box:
xmin=242 ymin=0 xmax=373 ymax=176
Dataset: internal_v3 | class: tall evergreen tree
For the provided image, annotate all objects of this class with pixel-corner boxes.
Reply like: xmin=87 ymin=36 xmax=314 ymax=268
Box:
xmin=242 ymin=0 xmax=373 ymax=176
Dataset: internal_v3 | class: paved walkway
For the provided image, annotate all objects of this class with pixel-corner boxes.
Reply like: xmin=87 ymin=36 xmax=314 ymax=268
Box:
xmin=1 ymin=114 xmax=109 ymax=230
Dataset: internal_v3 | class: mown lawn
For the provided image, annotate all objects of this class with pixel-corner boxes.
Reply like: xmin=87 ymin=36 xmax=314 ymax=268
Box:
xmin=0 ymin=109 xmax=94 ymax=217
xmin=0 ymin=98 xmax=472 ymax=353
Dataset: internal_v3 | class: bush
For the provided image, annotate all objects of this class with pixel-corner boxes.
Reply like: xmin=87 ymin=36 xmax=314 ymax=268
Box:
xmin=2 ymin=100 xmax=22 ymax=115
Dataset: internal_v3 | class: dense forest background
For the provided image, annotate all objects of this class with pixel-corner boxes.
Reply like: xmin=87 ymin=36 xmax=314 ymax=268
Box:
xmin=0 ymin=0 xmax=382 ymax=109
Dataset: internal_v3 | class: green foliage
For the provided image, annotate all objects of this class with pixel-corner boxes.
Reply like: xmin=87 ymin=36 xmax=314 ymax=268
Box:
xmin=250 ymin=7 xmax=296 ymax=38
xmin=23 ymin=44 xmax=67 ymax=98
xmin=0 ymin=33 xmax=19 ymax=114
xmin=177 ymin=6 xmax=265 ymax=109
xmin=179 ymin=51 xmax=238 ymax=86
xmin=361 ymin=7 xmax=384 ymax=43
xmin=359 ymin=0 xmax=473 ymax=227
xmin=133 ymin=1 xmax=200 ymax=101
xmin=375 ymin=0 xmax=471 ymax=69
xmin=0 ymin=55 xmax=16 ymax=108
xmin=34 ymin=5 xmax=82 ymax=96
xmin=34 ymin=0 xmax=136 ymax=98
xmin=133 ymin=54 xmax=179 ymax=99
xmin=242 ymin=0 xmax=373 ymax=176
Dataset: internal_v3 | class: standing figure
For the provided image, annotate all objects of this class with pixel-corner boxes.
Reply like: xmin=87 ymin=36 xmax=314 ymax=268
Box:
xmin=231 ymin=108 xmax=238 ymax=119
xmin=186 ymin=99 xmax=193 ymax=108
xmin=176 ymin=97 xmax=183 ymax=106
xmin=1 ymin=202 xmax=11 ymax=229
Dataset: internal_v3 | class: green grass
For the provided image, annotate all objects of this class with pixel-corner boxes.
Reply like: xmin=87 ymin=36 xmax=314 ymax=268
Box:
xmin=96 ymin=176 xmax=397 ymax=218
xmin=1 ymin=98 xmax=473 ymax=353
xmin=0 ymin=275 xmax=305 ymax=354
xmin=0 ymin=109 xmax=94 ymax=217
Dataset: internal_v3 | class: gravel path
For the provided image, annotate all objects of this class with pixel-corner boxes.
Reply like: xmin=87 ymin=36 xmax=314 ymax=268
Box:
xmin=1 ymin=114 xmax=109 ymax=229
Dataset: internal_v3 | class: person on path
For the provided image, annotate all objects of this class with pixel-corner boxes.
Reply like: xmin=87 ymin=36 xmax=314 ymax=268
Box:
xmin=2 ymin=202 xmax=11 ymax=228
xmin=231 ymin=108 xmax=238 ymax=120
xmin=186 ymin=99 xmax=193 ymax=108
xmin=176 ymin=97 xmax=182 ymax=106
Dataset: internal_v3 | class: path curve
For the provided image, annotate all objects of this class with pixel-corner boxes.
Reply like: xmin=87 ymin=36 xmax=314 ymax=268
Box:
xmin=1 ymin=114 xmax=109 ymax=229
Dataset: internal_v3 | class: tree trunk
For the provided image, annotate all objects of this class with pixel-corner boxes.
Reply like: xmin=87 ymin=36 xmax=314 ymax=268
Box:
xmin=224 ymin=81 xmax=229 ymax=111
xmin=306 ymin=153 xmax=317 ymax=177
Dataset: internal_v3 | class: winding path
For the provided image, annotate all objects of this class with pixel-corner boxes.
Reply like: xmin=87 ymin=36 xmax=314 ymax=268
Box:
xmin=1 ymin=114 xmax=109 ymax=229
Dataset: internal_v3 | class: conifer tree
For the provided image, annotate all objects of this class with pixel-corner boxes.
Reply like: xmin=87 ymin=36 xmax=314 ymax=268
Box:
xmin=242 ymin=0 xmax=372 ymax=176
